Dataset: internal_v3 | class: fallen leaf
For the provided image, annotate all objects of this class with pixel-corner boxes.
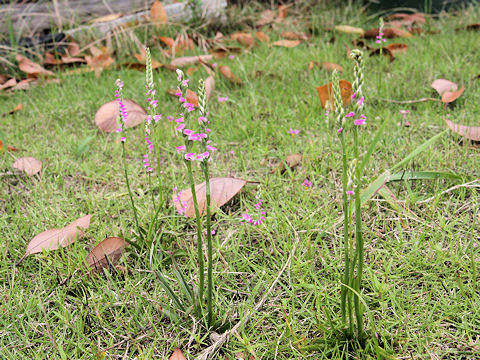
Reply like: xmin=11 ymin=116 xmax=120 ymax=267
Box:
xmin=271 ymin=40 xmax=301 ymax=48
xmin=22 ymin=215 xmax=91 ymax=260
xmin=442 ymin=84 xmax=464 ymax=104
xmin=364 ymin=27 xmax=412 ymax=39
xmin=7 ymin=104 xmax=23 ymax=115
xmin=44 ymin=52 xmax=62 ymax=65
xmin=335 ymin=25 xmax=365 ymax=36
xmin=219 ymin=65 xmax=242 ymax=85
xmin=159 ymin=36 xmax=175 ymax=48
xmin=319 ymin=62 xmax=343 ymax=72
xmin=431 ymin=79 xmax=458 ymax=96
xmin=255 ymin=31 xmax=270 ymax=43
xmin=280 ymin=31 xmax=310 ymax=41
xmin=92 ymin=13 xmax=122 ymax=23
xmin=0 ymin=141 xmax=17 ymax=152
xmin=316 ymin=80 xmax=353 ymax=109
xmin=13 ymin=157 xmax=42 ymax=176
xmin=67 ymin=42 xmax=81 ymax=57
xmin=0 ymin=74 xmax=7 ymax=84
xmin=133 ymin=48 xmax=163 ymax=69
xmin=369 ymin=47 xmax=395 ymax=62
xmin=86 ymin=237 xmax=127 ymax=272
xmin=387 ymin=12 xmax=425 ymax=26
xmin=384 ymin=43 xmax=408 ymax=55
xmin=85 ymin=49 xmax=115 ymax=77
xmin=205 ymin=75 xmax=215 ymax=100
xmin=171 ymin=55 xmax=213 ymax=67
xmin=286 ymin=153 xmax=302 ymax=168
xmin=186 ymin=89 xmax=199 ymax=107
xmin=150 ymin=0 xmax=167 ymax=27
xmin=0 ymin=78 xmax=17 ymax=91
xmin=231 ymin=32 xmax=255 ymax=47
xmin=16 ymin=54 xmax=54 ymax=77
xmin=445 ymin=119 xmax=480 ymax=141
xmin=94 ymin=99 xmax=147 ymax=132
xmin=169 ymin=349 xmax=187 ymax=360
xmin=276 ymin=5 xmax=287 ymax=22
xmin=257 ymin=9 xmax=276 ymax=27
xmin=173 ymin=177 xmax=247 ymax=218
xmin=209 ymin=46 xmax=241 ymax=59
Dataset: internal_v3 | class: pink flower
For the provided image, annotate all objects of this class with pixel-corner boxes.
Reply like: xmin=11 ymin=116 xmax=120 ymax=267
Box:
xmin=212 ymin=63 xmax=217 ymax=68
xmin=154 ymin=114 xmax=162 ymax=122
xmin=218 ymin=96 xmax=229 ymax=103
xmin=198 ymin=116 xmax=207 ymax=123
xmin=175 ymin=90 xmax=182 ymax=97
xmin=354 ymin=115 xmax=366 ymax=126
xmin=175 ymin=116 xmax=184 ymax=123
xmin=185 ymin=153 xmax=196 ymax=161
xmin=351 ymin=92 xmax=356 ymax=100
xmin=288 ymin=128 xmax=300 ymax=136
xmin=206 ymin=145 xmax=217 ymax=151
xmin=168 ymin=116 xmax=174 ymax=122
xmin=337 ymin=127 xmax=343 ymax=134
xmin=346 ymin=190 xmax=354 ymax=195
xmin=176 ymin=145 xmax=186 ymax=153
xmin=176 ymin=123 xmax=185 ymax=132
xmin=303 ymin=179 xmax=312 ymax=188
xmin=228 ymin=55 xmax=235 ymax=59
xmin=242 ymin=197 xmax=266 ymax=226
xmin=357 ymin=96 xmax=364 ymax=108
xmin=179 ymin=97 xmax=186 ymax=103
xmin=182 ymin=79 xmax=189 ymax=87
xmin=345 ymin=112 xmax=355 ymax=118
xmin=183 ymin=128 xmax=194 ymax=136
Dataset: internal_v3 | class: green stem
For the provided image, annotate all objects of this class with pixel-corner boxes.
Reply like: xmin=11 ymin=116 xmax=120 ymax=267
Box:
xmin=352 ymin=126 xmax=364 ymax=339
xmin=202 ymin=161 xmax=213 ymax=326
xmin=339 ymin=135 xmax=350 ymax=327
xmin=185 ymin=159 xmax=205 ymax=317
xmin=122 ymin=143 xmax=142 ymax=243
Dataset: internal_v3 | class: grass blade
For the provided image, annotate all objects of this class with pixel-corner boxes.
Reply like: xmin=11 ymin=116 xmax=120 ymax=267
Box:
xmin=388 ymin=171 xmax=461 ymax=182
xmin=359 ymin=118 xmax=388 ymax=175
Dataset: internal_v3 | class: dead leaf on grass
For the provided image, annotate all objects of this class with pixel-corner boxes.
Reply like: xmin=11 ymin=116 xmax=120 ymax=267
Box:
xmin=171 ymin=55 xmax=213 ymax=67
xmin=21 ymin=215 xmax=91 ymax=262
xmin=335 ymin=25 xmax=365 ymax=36
xmin=364 ymin=27 xmax=412 ymax=39
xmin=276 ymin=153 xmax=303 ymax=174
xmin=0 ymin=141 xmax=17 ymax=152
xmin=445 ymin=119 xmax=480 ymax=141
xmin=280 ymin=31 xmax=310 ymax=41
xmin=387 ymin=12 xmax=425 ymax=26
xmin=255 ymin=31 xmax=270 ymax=43
xmin=92 ymin=13 xmax=122 ymax=23
xmin=384 ymin=43 xmax=408 ymax=55
xmin=7 ymin=104 xmax=23 ymax=115
xmin=16 ymin=54 xmax=54 ymax=77
xmin=431 ymin=79 xmax=458 ymax=96
xmin=272 ymin=40 xmax=301 ymax=48
xmin=257 ymin=9 xmax=276 ymax=27
xmin=442 ymin=84 xmax=464 ymax=104
xmin=316 ymin=80 xmax=353 ymax=109
xmin=231 ymin=32 xmax=255 ymax=47
xmin=86 ymin=237 xmax=127 ymax=272
xmin=0 ymin=78 xmax=17 ymax=91
xmin=219 ymin=65 xmax=242 ymax=85
xmin=13 ymin=157 xmax=42 ymax=176
xmin=95 ymin=99 xmax=147 ymax=132
xmin=0 ymin=74 xmax=7 ymax=84
xmin=205 ymin=75 xmax=215 ymax=100
xmin=369 ymin=47 xmax=395 ymax=62
xmin=276 ymin=5 xmax=287 ymax=22
xmin=173 ymin=177 xmax=247 ymax=218
xmin=150 ymin=0 xmax=167 ymax=27
xmin=308 ymin=61 xmax=343 ymax=72
xmin=169 ymin=349 xmax=187 ymax=360
xmin=186 ymin=89 xmax=199 ymax=107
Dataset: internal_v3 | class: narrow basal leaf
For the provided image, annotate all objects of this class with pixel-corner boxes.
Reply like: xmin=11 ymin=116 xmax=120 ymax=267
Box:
xmin=13 ymin=157 xmax=42 ymax=176
xmin=94 ymin=99 xmax=147 ymax=132
xmin=86 ymin=237 xmax=127 ymax=272
xmin=23 ymin=215 xmax=91 ymax=259
xmin=173 ymin=177 xmax=247 ymax=218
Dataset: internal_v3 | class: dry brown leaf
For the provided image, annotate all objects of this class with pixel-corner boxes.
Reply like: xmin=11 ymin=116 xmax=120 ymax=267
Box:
xmin=280 ymin=31 xmax=310 ymax=41
xmin=0 ymin=74 xmax=7 ymax=84
xmin=255 ymin=31 xmax=270 ymax=43
xmin=219 ymin=65 xmax=242 ymax=85
xmin=445 ymin=119 xmax=480 ymax=141
xmin=231 ymin=32 xmax=255 ymax=47
xmin=256 ymin=9 xmax=276 ymax=27
xmin=22 ymin=215 xmax=91 ymax=260
xmin=205 ymin=75 xmax=215 ymax=100
xmin=7 ymin=103 xmax=23 ymax=115
xmin=92 ymin=13 xmax=122 ymax=23
xmin=0 ymin=78 xmax=17 ymax=91
xmin=387 ymin=12 xmax=425 ymax=26
xmin=44 ymin=52 xmax=62 ymax=65
xmin=209 ymin=46 xmax=241 ymax=59
xmin=67 ymin=42 xmax=81 ymax=57
xmin=276 ymin=5 xmax=287 ymax=22
xmin=150 ymin=0 xmax=167 ymax=27
xmin=171 ymin=55 xmax=213 ymax=67
xmin=133 ymin=49 xmax=162 ymax=69
xmin=86 ymin=237 xmax=127 ymax=272
xmin=286 ymin=153 xmax=302 ymax=168
xmin=159 ymin=36 xmax=175 ymax=48
xmin=0 ymin=141 xmax=17 ymax=152
xmin=335 ymin=25 xmax=365 ymax=36
xmin=95 ymin=99 xmax=147 ymax=132
xmin=85 ymin=51 xmax=115 ymax=77
xmin=13 ymin=157 xmax=42 ymax=176
xmin=272 ymin=40 xmax=301 ymax=48
xmin=320 ymin=62 xmax=343 ymax=72
xmin=173 ymin=177 xmax=247 ymax=218
xmin=442 ymin=84 xmax=464 ymax=104
xmin=169 ymin=349 xmax=187 ymax=360
xmin=364 ymin=27 xmax=412 ymax=39
xmin=369 ymin=47 xmax=395 ymax=62
xmin=431 ymin=79 xmax=458 ymax=96
xmin=316 ymin=80 xmax=353 ymax=109
xmin=186 ymin=89 xmax=199 ymax=107
xmin=384 ymin=43 xmax=408 ymax=55
xmin=60 ymin=56 xmax=86 ymax=64
xmin=16 ymin=54 xmax=54 ymax=77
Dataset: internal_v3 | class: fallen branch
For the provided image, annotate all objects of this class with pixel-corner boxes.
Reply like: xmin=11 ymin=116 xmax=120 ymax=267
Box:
xmin=195 ymin=219 xmax=301 ymax=360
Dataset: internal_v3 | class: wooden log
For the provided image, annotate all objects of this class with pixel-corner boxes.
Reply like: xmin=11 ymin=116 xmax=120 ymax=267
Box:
xmin=0 ymin=0 xmax=227 ymax=36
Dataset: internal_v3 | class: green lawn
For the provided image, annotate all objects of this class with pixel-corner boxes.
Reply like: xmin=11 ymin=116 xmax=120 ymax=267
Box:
xmin=1 ymin=1 xmax=479 ymax=359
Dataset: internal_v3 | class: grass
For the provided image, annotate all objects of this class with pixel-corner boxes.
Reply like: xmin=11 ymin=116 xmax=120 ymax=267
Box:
xmin=1 ymin=1 xmax=480 ymax=358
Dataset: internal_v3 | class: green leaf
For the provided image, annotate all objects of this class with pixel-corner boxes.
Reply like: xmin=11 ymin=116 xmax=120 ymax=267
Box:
xmin=360 ymin=170 xmax=391 ymax=206
xmin=388 ymin=171 xmax=461 ymax=182
xmin=155 ymin=271 xmax=186 ymax=312
xmin=359 ymin=118 xmax=388 ymax=175
xmin=74 ymin=135 xmax=95 ymax=158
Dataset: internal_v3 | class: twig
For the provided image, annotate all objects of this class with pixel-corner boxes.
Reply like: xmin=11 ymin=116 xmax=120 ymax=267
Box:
xmin=195 ymin=219 xmax=301 ymax=360
xmin=377 ymin=97 xmax=441 ymax=104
